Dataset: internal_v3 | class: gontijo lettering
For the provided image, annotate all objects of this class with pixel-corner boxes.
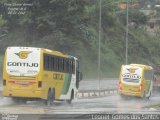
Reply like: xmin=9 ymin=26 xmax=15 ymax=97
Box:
xmin=122 ymin=74 xmax=141 ymax=79
xmin=7 ymin=62 xmax=39 ymax=67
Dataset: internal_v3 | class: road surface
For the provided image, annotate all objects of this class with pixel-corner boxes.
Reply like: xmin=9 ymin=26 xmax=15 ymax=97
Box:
xmin=0 ymin=79 xmax=160 ymax=120
xmin=0 ymin=94 xmax=160 ymax=119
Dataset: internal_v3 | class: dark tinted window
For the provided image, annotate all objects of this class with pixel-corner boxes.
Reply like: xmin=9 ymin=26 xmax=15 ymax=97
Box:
xmin=43 ymin=53 xmax=75 ymax=73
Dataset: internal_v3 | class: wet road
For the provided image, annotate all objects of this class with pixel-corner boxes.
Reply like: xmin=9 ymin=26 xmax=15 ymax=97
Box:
xmin=0 ymin=79 xmax=160 ymax=120
xmin=0 ymin=94 xmax=160 ymax=113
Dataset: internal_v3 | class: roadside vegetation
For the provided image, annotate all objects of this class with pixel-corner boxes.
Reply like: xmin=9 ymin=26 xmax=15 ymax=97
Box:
xmin=0 ymin=0 xmax=160 ymax=78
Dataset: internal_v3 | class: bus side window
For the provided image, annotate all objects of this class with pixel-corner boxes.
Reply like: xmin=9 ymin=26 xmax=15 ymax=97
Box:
xmin=66 ymin=59 xmax=69 ymax=73
xmin=63 ymin=58 xmax=66 ymax=73
xmin=54 ymin=57 xmax=58 ymax=72
xmin=69 ymin=60 xmax=72 ymax=74
xmin=44 ymin=54 xmax=49 ymax=70
xmin=58 ymin=57 xmax=60 ymax=72
xmin=62 ymin=58 xmax=64 ymax=72
xmin=72 ymin=60 xmax=75 ymax=74
xmin=76 ymin=60 xmax=79 ymax=81
xmin=52 ymin=57 xmax=54 ymax=71
xmin=59 ymin=57 xmax=62 ymax=72
xmin=49 ymin=56 xmax=53 ymax=71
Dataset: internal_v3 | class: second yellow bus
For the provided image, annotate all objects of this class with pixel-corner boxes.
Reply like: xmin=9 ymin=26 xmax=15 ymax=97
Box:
xmin=118 ymin=64 xmax=153 ymax=99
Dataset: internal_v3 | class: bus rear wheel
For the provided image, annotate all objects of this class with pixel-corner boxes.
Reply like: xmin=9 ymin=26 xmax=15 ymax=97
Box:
xmin=45 ymin=89 xmax=54 ymax=106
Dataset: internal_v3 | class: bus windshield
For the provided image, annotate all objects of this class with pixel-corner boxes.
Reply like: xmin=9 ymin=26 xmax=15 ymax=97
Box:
xmin=6 ymin=47 xmax=40 ymax=76
xmin=122 ymin=65 xmax=142 ymax=83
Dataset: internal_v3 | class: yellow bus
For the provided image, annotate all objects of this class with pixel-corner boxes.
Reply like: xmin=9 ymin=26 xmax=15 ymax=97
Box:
xmin=118 ymin=64 xmax=153 ymax=99
xmin=2 ymin=47 xmax=82 ymax=105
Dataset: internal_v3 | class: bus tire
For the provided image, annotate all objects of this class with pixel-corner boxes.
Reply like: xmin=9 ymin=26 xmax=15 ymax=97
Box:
xmin=45 ymin=89 xmax=54 ymax=106
xmin=67 ymin=90 xmax=74 ymax=104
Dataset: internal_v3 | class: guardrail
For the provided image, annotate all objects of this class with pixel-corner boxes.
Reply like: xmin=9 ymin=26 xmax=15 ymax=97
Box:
xmin=77 ymin=89 xmax=118 ymax=98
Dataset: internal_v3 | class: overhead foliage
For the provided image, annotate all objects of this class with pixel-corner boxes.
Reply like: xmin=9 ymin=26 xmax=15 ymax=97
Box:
xmin=0 ymin=0 xmax=159 ymax=78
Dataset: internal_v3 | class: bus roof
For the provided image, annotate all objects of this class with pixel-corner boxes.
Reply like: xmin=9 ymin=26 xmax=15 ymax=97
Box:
xmin=7 ymin=46 xmax=77 ymax=59
xmin=7 ymin=46 xmax=78 ymax=60
xmin=43 ymin=48 xmax=66 ymax=56
xmin=43 ymin=48 xmax=77 ymax=59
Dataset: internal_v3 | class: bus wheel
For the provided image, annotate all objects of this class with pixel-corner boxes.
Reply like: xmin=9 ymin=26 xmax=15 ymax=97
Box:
xmin=67 ymin=90 xmax=74 ymax=104
xmin=46 ymin=89 xmax=54 ymax=106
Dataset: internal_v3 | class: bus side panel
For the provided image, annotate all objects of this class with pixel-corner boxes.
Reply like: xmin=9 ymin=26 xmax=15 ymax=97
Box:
xmin=38 ymin=51 xmax=47 ymax=99
xmin=41 ymin=71 xmax=55 ymax=99
xmin=59 ymin=74 xmax=77 ymax=100
xmin=61 ymin=73 xmax=71 ymax=95
xmin=41 ymin=71 xmax=65 ymax=100
xmin=55 ymin=81 xmax=64 ymax=99
xmin=143 ymin=69 xmax=153 ymax=96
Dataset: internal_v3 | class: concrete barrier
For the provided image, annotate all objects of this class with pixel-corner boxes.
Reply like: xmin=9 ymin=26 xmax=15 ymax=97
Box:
xmin=77 ymin=89 xmax=118 ymax=98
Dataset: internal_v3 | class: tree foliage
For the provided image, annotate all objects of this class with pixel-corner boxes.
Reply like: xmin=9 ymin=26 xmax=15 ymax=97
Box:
xmin=0 ymin=0 xmax=159 ymax=78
